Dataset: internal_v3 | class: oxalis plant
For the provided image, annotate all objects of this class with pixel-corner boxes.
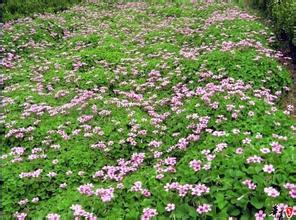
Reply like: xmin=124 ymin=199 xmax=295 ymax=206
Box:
xmin=1 ymin=1 xmax=295 ymax=220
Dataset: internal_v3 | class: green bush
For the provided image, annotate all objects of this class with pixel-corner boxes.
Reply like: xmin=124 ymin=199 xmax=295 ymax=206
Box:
xmin=1 ymin=0 xmax=82 ymax=21
xmin=271 ymin=0 xmax=296 ymax=42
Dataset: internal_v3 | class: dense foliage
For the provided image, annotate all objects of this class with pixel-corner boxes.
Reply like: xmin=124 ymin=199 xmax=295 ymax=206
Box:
xmin=1 ymin=1 xmax=296 ymax=219
xmin=235 ymin=0 xmax=296 ymax=61
xmin=0 ymin=0 xmax=82 ymax=21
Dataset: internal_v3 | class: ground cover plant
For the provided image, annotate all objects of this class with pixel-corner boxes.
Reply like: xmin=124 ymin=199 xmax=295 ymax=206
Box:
xmin=0 ymin=0 xmax=82 ymax=21
xmin=234 ymin=0 xmax=296 ymax=62
xmin=1 ymin=1 xmax=296 ymax=219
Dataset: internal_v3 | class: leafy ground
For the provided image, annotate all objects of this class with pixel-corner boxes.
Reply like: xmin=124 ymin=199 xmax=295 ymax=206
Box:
xmin=1 ymin=1 xmax=296 ymax=220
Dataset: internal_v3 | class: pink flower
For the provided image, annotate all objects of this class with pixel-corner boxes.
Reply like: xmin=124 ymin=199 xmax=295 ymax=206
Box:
xmin=47 ymin=172 xmax=57 ymax=178
xmin=78 ymin=171 xmax=85 ymax=176
xmin=141 ymin=208 xmax=158 ymax=220
xmin=215 ymin=143 xmax=228 ymax=152
xmin=283 ymin=183 xmax=296 ymax=190
xmin=289 ymin=188 xmax=296 ymax=198
xmin=255 ymin=210 xmax=266 ymax=220
xmin=246 ymin=155 xmax=263 ymax=164
xmin=270 ymin=142 xmax=283 ymax=154
xmin=142 ymin=189 xmax=151 ymax=197
xmin=153 ymin=151 xmax=162 ymax=158
xmin=148 ymin=140 xmax=162 ymax=148
xmin=165 ymin=203 xmax=175 ymax=212
xmin=203 ymin=162 xmax=211 ymax=170
xmin=260 ymin=148 xmax=270 ymax=154
xmin=131 ymin=181 xmax=142 ymax=192
xmin=235 ymin=148 xmax=243 ymax=154
xmin=164 ymin=157 xmax=176 ymax=166
xmin=19 ymin=169 xmax=43 ymax=179
xmin=248 ymin=111 xmax=254 ymax=117
xmin=47 ymin=213 xmax=60 ymax=220
xmin=95 ymin=187 xmax=114 ymax=202
xmin=264 ymin=187 xmax=280 ymax=197
xmin=77 ymin=115 xmax=93 ymax=124
xmin=242 ymin=138 xmax=251 ymax=145
xmin=156 ymin=174 xmax=164 ymax=179
xmin=70 ymin=204 xmax=97 ymax=219
xmin=196 ymin=204 xmax=212 ymax=214
xmin=242 ymin=179 xmax=256 ymax=190
xmin=18 ymin=199 xmax=28 ymax=206
xmin=263 ymin=164 xmax=275 ymax=173
xmin=60 ymin=183 xmax=67 ymax=189
xmin=191 ymin=184 xmax=210 ymax=196
xmin=31 ymin=197 xmax=39 ymax=203
xmin=78 ymin=183 xmax=94 ymax=196
xmin=14 ymin=212 xmax=27 ymax=220
xmin=189 ymin=160 xmax=202 ymax=172
xmin=117 ymin=183 xmax=124 ymax=189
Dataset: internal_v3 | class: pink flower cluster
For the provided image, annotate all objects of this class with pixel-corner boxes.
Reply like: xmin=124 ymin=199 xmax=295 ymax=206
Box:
xmin=98 ymin=109 xmax=112 ymax=116
xmin=90 ymin=141 xmax=107 ymax=151
xmin=221 ymin=39 xmax=285 ymax=60
xmin=14 ymin=212 xmax=27 ymax=220
xmin=284 ymin=183 xmax=296 ymax=199
xmin=78 ymin=184 xmax=114 ymax=202
xmin=141 ymin=208 xmax=158 ymax=220
xmin=264 ymin=187 xmax=280 ymax=198
xmin=164 ymin=182 xmax=209 ymax=197
xmin=71 ymin=204 xmax=97 ymax=219
xmin=189 ymin=159 xmax=202 ymax=172
xmin=205 ymin=9 xmax=255 ymax=28
xmin=180 ymin=47 xmax=198 ymax=59
xmin=45 ymin=90 xmax=96 ymax=116
xmin=262 ymin=164 xmax=275 ymax=173
xmin=270 ymin=142 xmax=284 ymax=154
xmin=148 ymin=140 xmax=162 ymax=148
xmin=78 ymin=183 xmax=94 ymax=196
xmin=72 ymin=57 xmax=86 ymax=71
xmin=1 ymin=52 xmax=17 ymax=68
xmin=93 ymin=153 xmax=145 ymax=181
xmin=196 ymin=203 xmax=212 ymax=214
xmin=130 ymin=181 xmax=151 ymax=197
xmin=214 ymin=142 xmax=228 ymax=152
xmin=18 ymin=198 xmax=28 ymax=206
xmin=242 ymin=179 xmax=256 ymax=190
xmin=28 ymin=147 xmax=47 ymax=161
xmin=154 ymin=157 xmax=176 ymax=179
xmin=95 ymin=187 xmax=115 ymax=202
xmin=22 ymin=103 xmax=52 ymax=118
xmin=19 ymin=169 xmax=43 ymax=179
xmin=246 ymin=155 xmax=264 ymax=164
xmin=255 ymin=210 xmax=266 ymax=220
xmin=165 ymin=203 xmax=175 ymax=212
xmin=77 ymin=115 xmax=93 ymax=124
xmin=5 ymin=126 xmax=35 ymax=139
xmin=47 ymin=213 xmax=61 ymax=220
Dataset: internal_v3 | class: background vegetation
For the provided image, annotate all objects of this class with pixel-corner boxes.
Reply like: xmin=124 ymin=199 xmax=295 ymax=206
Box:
xmin=235 ymin=0 xmax=296 ymax=62
xmin=0 ymin=0 xmax=82 ymax=21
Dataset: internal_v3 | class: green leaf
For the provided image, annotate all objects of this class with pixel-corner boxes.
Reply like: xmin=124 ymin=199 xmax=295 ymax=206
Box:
xmin=216 ymin=192 xmax=227 ymax=209
xmin=251 ymin=197 xmax=263 ymax=209
xmin=228 ymin=207 xmax=240 ymax=216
